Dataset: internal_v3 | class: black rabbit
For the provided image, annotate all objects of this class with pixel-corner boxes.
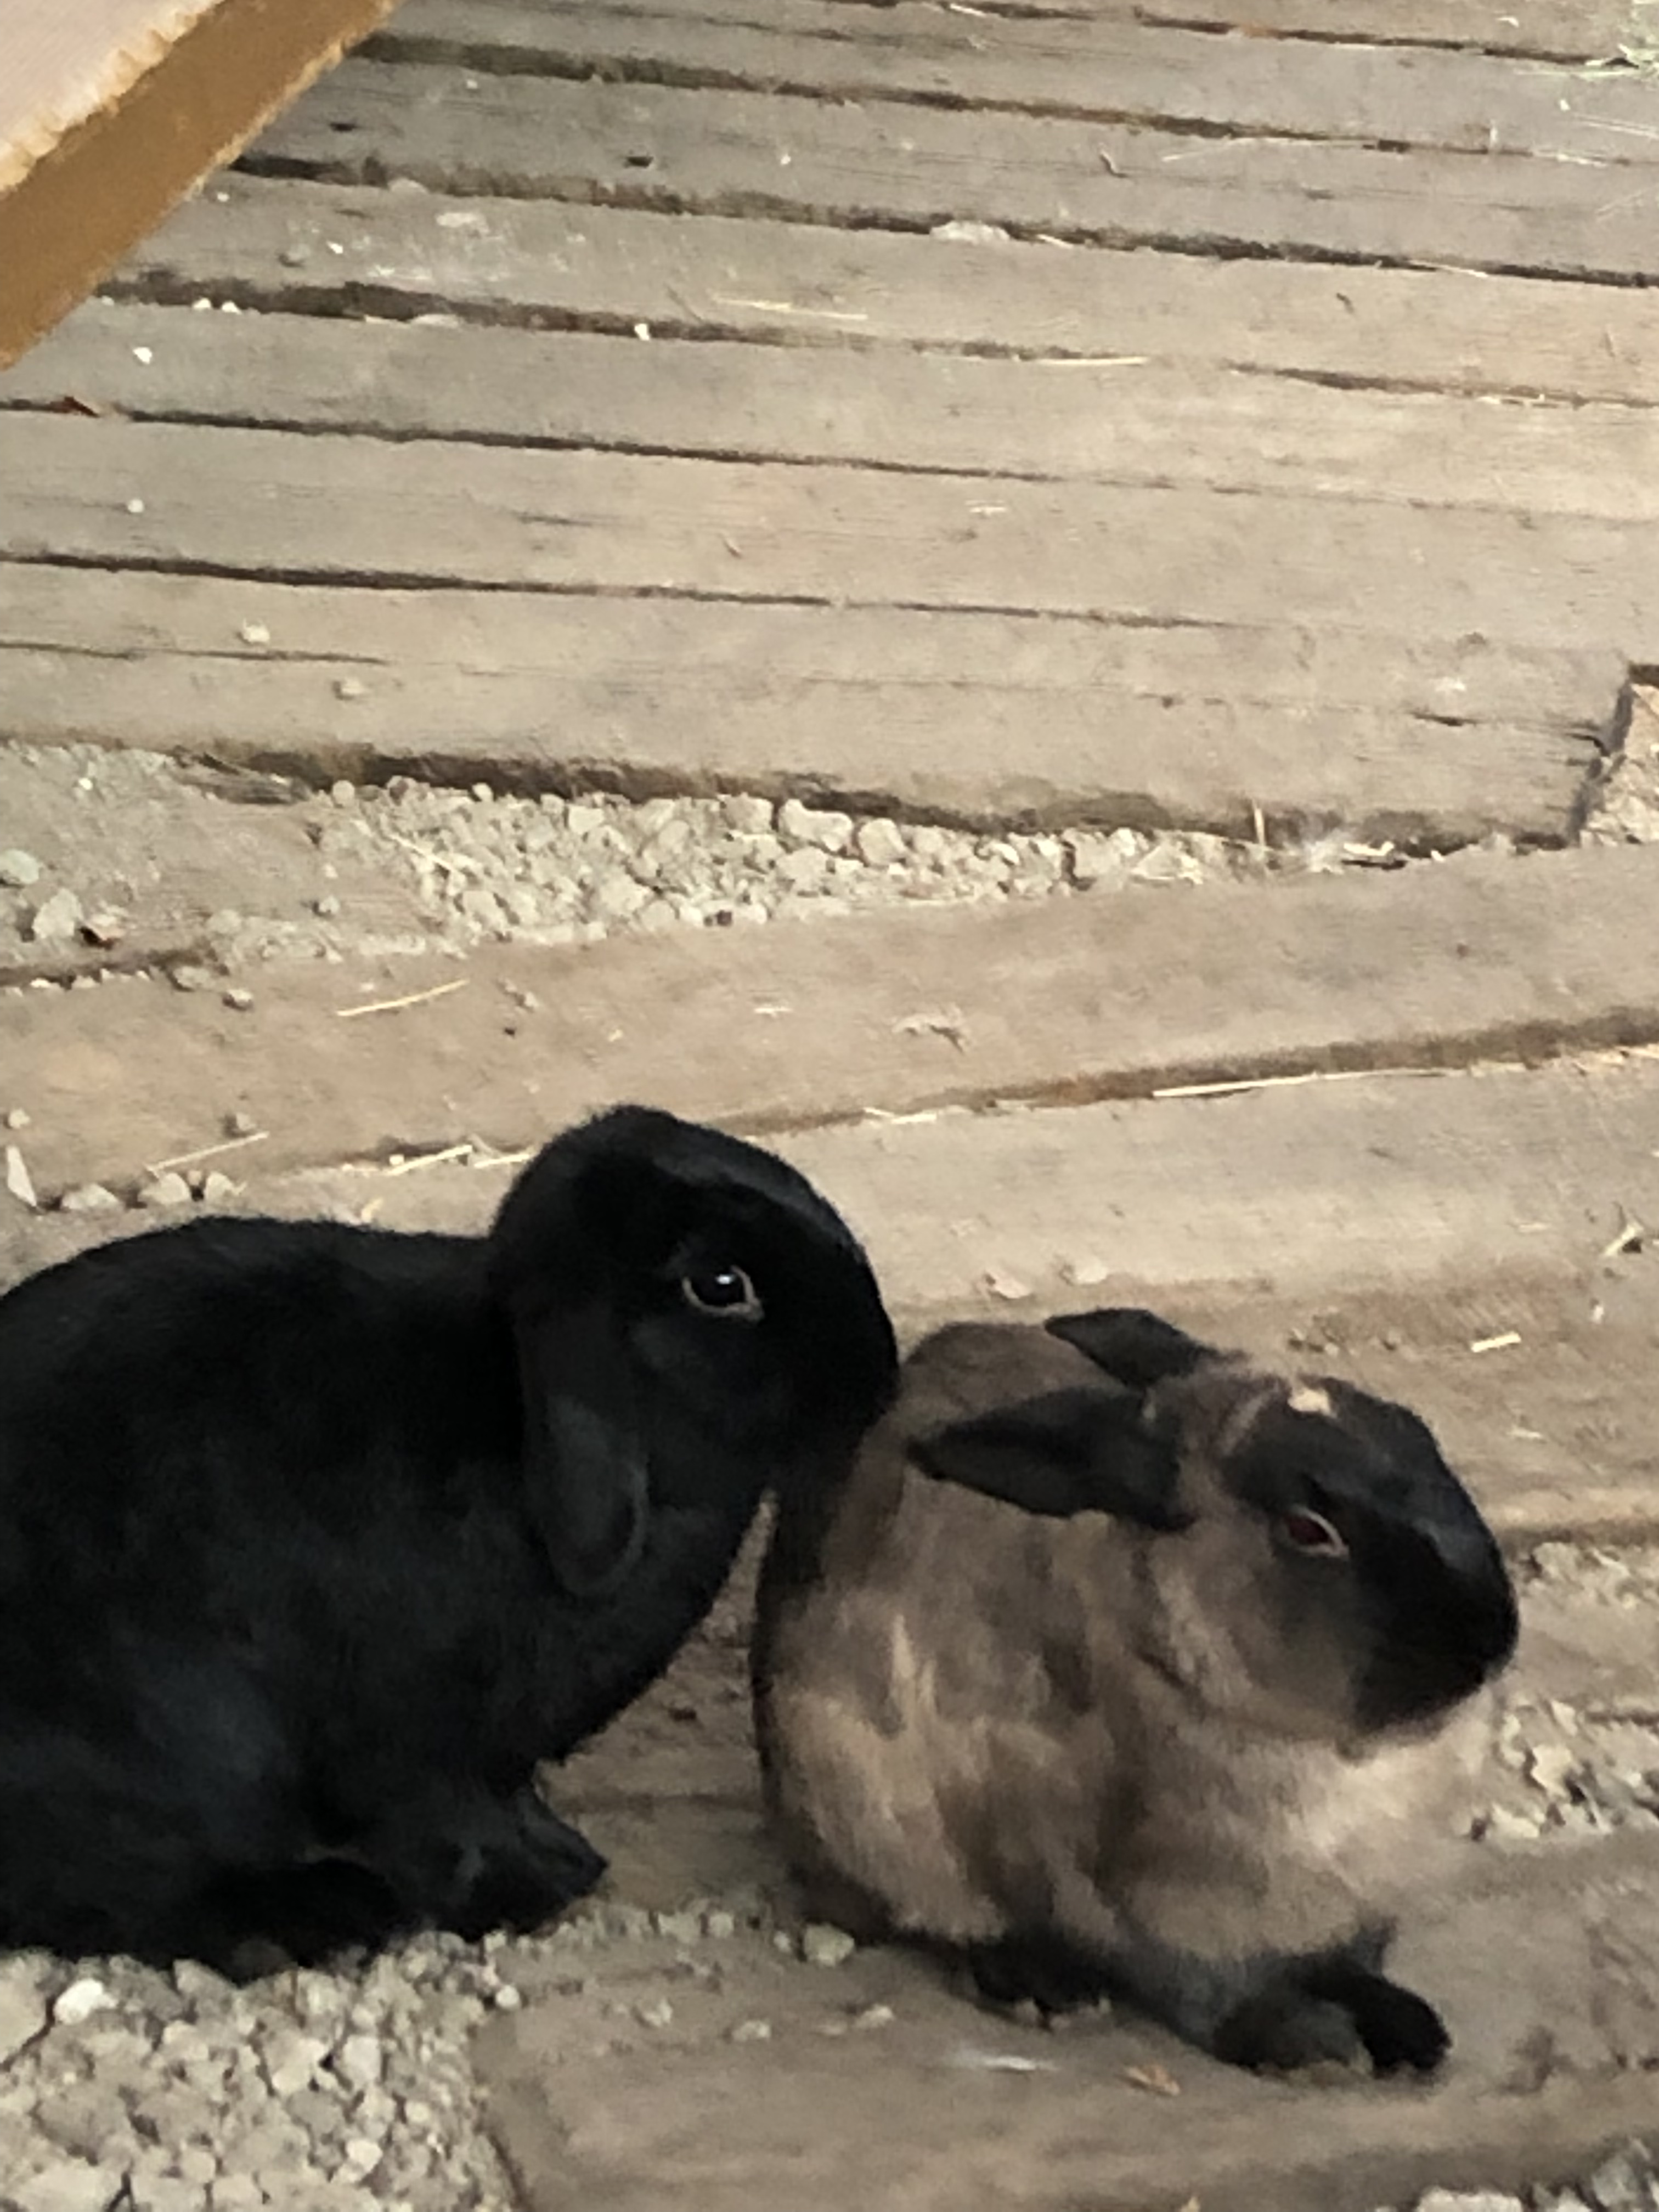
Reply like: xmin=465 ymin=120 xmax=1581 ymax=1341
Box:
xmin=755 ymin=1309 xmax=1518 ymax=2076
xmin=0 ymin=1104 xmax=897 ymax=1975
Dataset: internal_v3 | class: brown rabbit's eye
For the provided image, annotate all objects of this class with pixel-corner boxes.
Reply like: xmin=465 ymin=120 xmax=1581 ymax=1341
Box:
xmin=1281 ymin=1508 xmax=1347 ymax=1558
xmin=681 ymin=1266 xmax=764 ymax=1322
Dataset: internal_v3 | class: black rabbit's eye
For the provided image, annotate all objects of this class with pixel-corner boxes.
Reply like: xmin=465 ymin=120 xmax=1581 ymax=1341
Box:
xmin=1280 ymin=1508 xmax=1347 ymax=1559
xmin=680 ymin=1266 xmax=764 ymax=1322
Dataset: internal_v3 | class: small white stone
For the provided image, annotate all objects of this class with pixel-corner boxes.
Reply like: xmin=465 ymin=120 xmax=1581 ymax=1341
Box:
xmin=565 ymin=803 xmax=607 ymax=837
xmin=777 ymin=798 xmax=854 ymax=854
xmin=800 ymin=1923 xmax=856 ymax=1967
xmin=1065 ymin=828 xmax=1133 ymax=889
xmin=263 ymin=2029 xmax=330 ymax=2097
xmin=336 ymin=2032 xmax=383 ymax=2089
xmin=126 ymin=498 xmax=146 ymax=515
xmin=208 ymin=2177 xmax=262 ymax=2212
xmin=137 ymin=1172 xmax=194 ymax=1210
xmin=238 ymin=623 xmax=271 ymax=646
xmin=1528 ymin=1743 xmax=1577 ymax=1799
xmin=729 ymin=2018 xmax=772 ymax=2043
xmin=53 ymin=1977 xmax=114 ymax=2025
xmin=1485 ymin=1805 xmax=1543 ymax=1843
xmin=0 ymin=848 xmax=42 ymax=886
xmin=10 ymin=2157 xmax=125 ymax=2212
xmin=590 ymin=876 xmax=651 ymax=922
xmin=4 ymin=1144 xmax=37 ymax=1209
xmin=27 ymin=888 xmax=84 ymax=942
xmin=721 ymin=794 xmax=774 ymax=834
xmin=1414 ymin=2193 xmax=1525 ymax=2212
xmin=635 ymin=1997 xmax=674 ymax=2028
xmin=341 ymin=2138 xmax=383 ymax=2177
xmin=58 ymin=1183 xmax=122 ymax=1214
xmin=132 ymin=345 xmax=154 ymax=363
xmin=853 ymin=817 xmax=906 ymax=867
xmin=334 ymin=677 xmax=368 ymax=701
xmin=0 ymin=1962 xmax=48 ymax=2060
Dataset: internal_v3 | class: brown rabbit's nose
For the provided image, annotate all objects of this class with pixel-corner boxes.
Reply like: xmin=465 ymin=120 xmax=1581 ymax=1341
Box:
xmin=1357 ymin=1521 xmax=1518 ymax=1731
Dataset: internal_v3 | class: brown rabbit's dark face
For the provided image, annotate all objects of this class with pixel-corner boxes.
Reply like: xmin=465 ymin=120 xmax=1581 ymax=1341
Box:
xmin=1197 ymin=1378 xmax=1519 ymax=1736
xmin=1039 ymin=1310 xmax=1519 ymax=1743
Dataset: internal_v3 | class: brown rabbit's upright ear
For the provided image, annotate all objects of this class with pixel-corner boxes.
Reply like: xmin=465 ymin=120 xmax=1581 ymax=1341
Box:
xmin=910 ymin=1388 xmax=1188 ymax=1531
xmin=1045 ymin=1308 xmax=1216 ymax=1391
xmin=511 ymin=1303 xmax=650 ymax=1600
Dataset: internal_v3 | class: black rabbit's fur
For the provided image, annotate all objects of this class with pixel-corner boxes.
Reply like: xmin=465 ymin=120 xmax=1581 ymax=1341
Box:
xmin=0 ymin=1105 xmax=897 ymax=1974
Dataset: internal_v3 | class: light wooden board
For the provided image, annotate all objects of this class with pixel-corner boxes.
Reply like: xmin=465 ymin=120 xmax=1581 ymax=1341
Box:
xmin=0 ymin=562 xmax=1617 ymax=845
xmin=4 ymin=414 xmax=1654 ymax=657
xmin=365 ymin=0 xmax=1659 ymax=164
xmin=9 ymin=306 xmax=1659 ymax=522
xmin=104 ymin=178 xmax=1659 ymax=406
xmin=5 ymin=842 xmax=1657 ymax=1196
xmin=0 ymin=0 xmax=403 ymax=362
xmin=245 ymin=59 xmax=1659 ymax=284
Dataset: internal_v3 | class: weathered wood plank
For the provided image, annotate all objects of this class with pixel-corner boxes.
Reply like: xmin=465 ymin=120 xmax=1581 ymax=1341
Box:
xmin=4 ymin=844 xmax=1658 ymax=1200
xmin=105 ymin=179 xmax=1659 ymax=407
xmin=3 ymin=414 xmax=1652 ymax=654
xmin=1128 ymin=0 xmax=1645 ymax=55
xmin=0 ymin=567 xmax=1611 ymax=844
xmin=366 ymin=0 xmax=1659 ymax=163
xmin=9 ymin=304 xmax=1658 ymax=522
xmin=489 ymin=0 xmax=1649 ymax=65
xmin=249 ymin=59 xmax=1659 ymax=283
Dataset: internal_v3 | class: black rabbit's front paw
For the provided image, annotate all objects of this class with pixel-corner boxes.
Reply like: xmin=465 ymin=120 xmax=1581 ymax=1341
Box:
xmin=968 ymin=1931 xmax=1115 ymax=2019
xmin=444 ymin=1791 xmax=608 ymax=1939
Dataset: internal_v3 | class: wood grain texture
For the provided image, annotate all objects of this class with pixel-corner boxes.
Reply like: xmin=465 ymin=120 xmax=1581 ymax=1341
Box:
xmin=10 ymin=304 xmax=1659 ymax=522
xmin=248 ymin=59 xmax=1659 ymax=283
xmin=104 ymin=177 xmax=1659 ymax=405
xmin=368 ymin=0 xmax=1659 ymax=163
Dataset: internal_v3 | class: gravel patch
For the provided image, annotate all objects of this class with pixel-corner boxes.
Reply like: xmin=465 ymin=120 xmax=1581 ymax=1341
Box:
xmin=0 ymin=1893 xmax=786 ymax=2212
xmin=1475 ymin=1544 xmax=1659 ymax=1847
xmin=1581 ymin=687 xmax=1659 ymax=848
xmin=1386 ymin=2146 xmax=1659 ymax=2212
xmin=0 ymin=742 xmax=1525 ymax=985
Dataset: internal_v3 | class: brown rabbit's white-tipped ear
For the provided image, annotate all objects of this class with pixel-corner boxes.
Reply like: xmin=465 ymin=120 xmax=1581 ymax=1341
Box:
xmin=511 ymin=1305 xmax=650 ymax=1600
xmin=1044 ymin=1308 xmax=1218 ymax=1391
xmin=910 ymin=1388 xmax=1188 ymax=1531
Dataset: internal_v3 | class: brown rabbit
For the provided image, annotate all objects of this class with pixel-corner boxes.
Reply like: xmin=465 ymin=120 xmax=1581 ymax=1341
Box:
xmin=753 ymin=1308 xmax=1518 ymax=2075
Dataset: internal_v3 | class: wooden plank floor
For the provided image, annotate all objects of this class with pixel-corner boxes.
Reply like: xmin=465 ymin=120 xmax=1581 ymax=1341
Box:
xmin=2 ymin=0 xmax=1657 ymax=847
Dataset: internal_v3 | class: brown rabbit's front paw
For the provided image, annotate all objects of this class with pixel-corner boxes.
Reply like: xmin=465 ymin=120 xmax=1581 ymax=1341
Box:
xmin=1215 ymin=1961 xmax=1448 ymax=2076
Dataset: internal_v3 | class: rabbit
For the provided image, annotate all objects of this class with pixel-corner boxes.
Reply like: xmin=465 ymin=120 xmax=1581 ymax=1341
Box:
xmin=0 ymin=1103 xmax=897 ymax=1976
xmin=753 ymin=1307 xmax=1519 ymax=2076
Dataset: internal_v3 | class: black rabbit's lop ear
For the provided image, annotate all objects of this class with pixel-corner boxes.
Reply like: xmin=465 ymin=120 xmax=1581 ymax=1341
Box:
xmin=512 ymin=1304 xmax=650 ymax=1601
xmin=1044 ymin=1308 xmax=1216 ymax=1391
xmin=910 ymin=1388 xmax=1187 ymax=1531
